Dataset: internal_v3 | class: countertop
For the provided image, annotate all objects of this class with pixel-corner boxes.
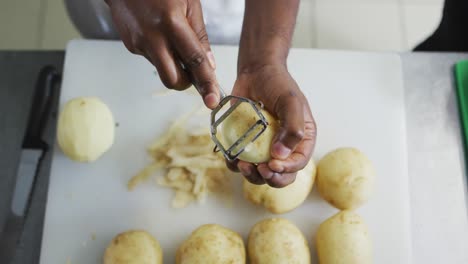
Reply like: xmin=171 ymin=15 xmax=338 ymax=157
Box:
xmin=0 ymin=51 xmax=64 ymax=264
xmin=402 ymin=53 xmax=468 ymax=263
xmin=0 ymin=51 xmax=467 ymax=263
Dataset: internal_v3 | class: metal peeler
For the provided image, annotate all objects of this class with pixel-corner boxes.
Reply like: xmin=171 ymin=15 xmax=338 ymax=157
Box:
xmin=210 ymin=87 xmax=269 ymax=161
xmin=183 ymin=65 xmax=269 ymax=161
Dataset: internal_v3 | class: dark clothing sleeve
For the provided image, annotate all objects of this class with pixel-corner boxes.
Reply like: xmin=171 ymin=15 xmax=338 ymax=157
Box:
xmin=415 ymin=0 xmax=468 ymax=52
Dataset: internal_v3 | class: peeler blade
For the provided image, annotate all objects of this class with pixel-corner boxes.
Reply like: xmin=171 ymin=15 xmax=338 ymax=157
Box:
xmin=210 ymin=95 xmax=268 ymax=161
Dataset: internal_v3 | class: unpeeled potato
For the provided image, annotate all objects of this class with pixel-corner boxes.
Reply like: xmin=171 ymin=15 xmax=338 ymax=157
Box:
xmin=248 ymin=218 xmax=310 ymax=264
xmin=103 ymin=230 xmax=162 ymax=264
xmin=243 ymin=160 xmax=316 ymax=214
xmin=315 ymin=210 xmax=372 ymax=264
xmin=219 ymin=101 xmax=278 ymax=163
xmin=316 ymin=148 xmax=375 ymax=210
xmin=176 ymin=224 xmax=246 ymax=264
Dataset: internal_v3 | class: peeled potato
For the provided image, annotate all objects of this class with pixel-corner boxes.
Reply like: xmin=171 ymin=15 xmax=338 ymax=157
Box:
xmin=316 ymin=148 xmax=375 ymax=210
xmin=104 ymin=230 xmax=163 ymax=264
xmin=176 ymin=224 xmax=246 ymax=264
xmin=315 ymin=210 xmax=372 ymax=264
xmin=57 ymin=97 xmax=114 ymax=162
xmin=243 ymin=160 xmax=316 ymax=214
xmin=219 ymin=102 xmax=278 ymax=163
xmin=248 ymin=218 xmax=310 ymax=264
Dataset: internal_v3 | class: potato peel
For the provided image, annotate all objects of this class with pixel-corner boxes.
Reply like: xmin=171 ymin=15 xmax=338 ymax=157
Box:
xmin=128 ymin=109 xmax=233 ymax=208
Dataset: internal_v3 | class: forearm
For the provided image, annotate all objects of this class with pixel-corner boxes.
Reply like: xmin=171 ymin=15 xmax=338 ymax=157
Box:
xmin=238 ymin=0 xmax=300 ymax=74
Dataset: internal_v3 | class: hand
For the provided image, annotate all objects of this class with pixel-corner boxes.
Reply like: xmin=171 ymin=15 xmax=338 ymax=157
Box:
xmin=227 ymin=64 xmax=317 ymax=188
xmin=105 ymin=0 xmax=220 ymax=109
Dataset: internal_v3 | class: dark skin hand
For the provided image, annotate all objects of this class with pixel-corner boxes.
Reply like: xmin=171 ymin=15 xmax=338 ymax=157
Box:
xmin=224 ymin=0 xmax=316 ymax=187
xmin=228 ymin=65 xmax=316 ymax=187
xmin=106 ymin=0 xmax=317 ymax=188
xmin=105 ymin=0 xmax=221 ymax=109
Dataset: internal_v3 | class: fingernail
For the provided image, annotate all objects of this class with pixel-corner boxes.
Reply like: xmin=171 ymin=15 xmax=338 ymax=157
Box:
xmin=262 ymin=171 xmax=275 ymax=180
xmin=269 ymin=160 xmax=284 ymax=173
xmin=267 ymin=174 xmax=284 ymax=188
xmin=239 ymin=166 xmax=251 ymax=177
xmin=205 ymin=92 xmax=219 ymax=109
xmin=207 ymin=51 xmax=216 ymax=69
xmin=272 ymin=142 xmax=291 ymax=159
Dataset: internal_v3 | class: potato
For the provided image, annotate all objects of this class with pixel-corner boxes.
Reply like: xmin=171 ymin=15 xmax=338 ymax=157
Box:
xmin=248 ymin=218 xmax=310 ymax=264
xmin=315 ymin=210 xmax=372 ymax=264
xmin=103 ymin=230 xmax=163 ymax=264
xmin=57 ymin=97 xmax=114 ymax=162
xmin=219 ymin=101 xmax=278 ymax=163
xmin=243 ymin=160 xmax=316 ymax=214
xmin=176 ymin=224 xmax=245 ymax=264
xmin=316 ymin=148 xmax=375 ymax=210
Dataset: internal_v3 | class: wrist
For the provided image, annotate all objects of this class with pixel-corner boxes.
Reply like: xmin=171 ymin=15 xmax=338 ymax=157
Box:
xmin=238 ymin=22 xmax=293 ymax=75
xmin=238 ymin=56 xmax=286 ymax=76
xmin=238 ymin=35 xmax=290 ymax=75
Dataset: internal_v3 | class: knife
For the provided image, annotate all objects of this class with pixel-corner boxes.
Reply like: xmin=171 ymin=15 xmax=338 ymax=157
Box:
xmin=0 ymin=66 xmax=60 ymax=263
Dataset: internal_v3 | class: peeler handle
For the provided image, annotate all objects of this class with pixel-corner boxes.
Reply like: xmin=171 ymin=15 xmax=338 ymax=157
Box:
xmin=218 ymin=85 xmax=227 ymax=99
xmin=181 ymin=63 xmax=227 ymax=100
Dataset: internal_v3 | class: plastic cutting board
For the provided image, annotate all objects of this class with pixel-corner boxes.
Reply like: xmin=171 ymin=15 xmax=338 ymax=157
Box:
xmin=40 ymin=40 xmax=412 ymax=264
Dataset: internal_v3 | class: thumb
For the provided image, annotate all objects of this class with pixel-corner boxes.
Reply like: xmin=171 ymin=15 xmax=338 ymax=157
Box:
xmin=169 ymin=16 xmax=219 ymax=109
xmin=271 ymin=96 xmax=305 ymax=160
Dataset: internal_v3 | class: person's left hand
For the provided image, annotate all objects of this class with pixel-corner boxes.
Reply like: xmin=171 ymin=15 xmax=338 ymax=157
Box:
xmin=226 ymin=64 xmax=317 ymax=188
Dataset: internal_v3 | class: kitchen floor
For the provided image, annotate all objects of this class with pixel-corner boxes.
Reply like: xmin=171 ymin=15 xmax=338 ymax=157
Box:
xmin=0 ymin=0 xmax=443 ymax=51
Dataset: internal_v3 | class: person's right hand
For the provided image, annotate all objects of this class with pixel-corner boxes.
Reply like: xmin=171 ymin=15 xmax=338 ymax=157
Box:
xmin=105 ymin=0 xmax=220 ymax=109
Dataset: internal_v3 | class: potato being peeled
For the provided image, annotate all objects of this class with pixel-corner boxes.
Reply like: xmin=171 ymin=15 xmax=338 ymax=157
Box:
xmin=176 ymin=224 xmax=246 ymax=264
xmin=57 ymin=97 xmax=114 ymax=162
xmin=248 ymin=218 xmax=310 ymax=264
xmin=104 ymin=230 xmax=163 ymax=264
xmin=316 ymin=148 xmax=375 ymax=210
xmin=315 ymin=210 xmax=372 ymax=264
xmin=219 ymin=102 xmax=278 ymax=163
xmin=243 ymin=160 xmax=316 ymax=214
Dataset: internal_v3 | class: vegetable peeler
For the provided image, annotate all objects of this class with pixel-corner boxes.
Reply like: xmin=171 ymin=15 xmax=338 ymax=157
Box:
xmin=210 ymin=87 xmax=269 ymax=161
xmin=182 ymin=64 xmax=269 ymax=161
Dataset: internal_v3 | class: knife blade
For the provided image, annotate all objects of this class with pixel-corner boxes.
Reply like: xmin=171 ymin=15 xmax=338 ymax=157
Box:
xmin=11 ymin=149 xmax=43 ymax=217
xmin=0 ymin=66 xmax=60 ymax=263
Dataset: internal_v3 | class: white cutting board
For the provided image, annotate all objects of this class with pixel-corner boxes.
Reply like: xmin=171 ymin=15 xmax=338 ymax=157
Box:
xmin=40 ymin=40 xmax=411 ymax=263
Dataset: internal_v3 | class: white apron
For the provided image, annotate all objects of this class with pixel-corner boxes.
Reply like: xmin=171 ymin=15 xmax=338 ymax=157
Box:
xmin=201 ymin=0 xmax=245 ymax=44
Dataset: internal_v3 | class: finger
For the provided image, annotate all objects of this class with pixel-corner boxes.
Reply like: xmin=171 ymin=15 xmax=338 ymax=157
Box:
xmin=269 ymin=153 xmax=308 ymax=173
xmin=245 ymin=173 xmax=266 ymax=185
xmin=258 ymin=164 xmax=296 ymax=188
xmin=238 ymin=161 xmax=265 ymax=185
xmin=187 ymin=0 xmax=216 ymax=69
xmin=145 ymin=37 xmax=191 ymax=90
xmin=166 ymin=15 xmax=219 ymax=109
xmin=271 ymin=95 xmax=305 ymax=160
xmin=225 ymin=159 xmax=240 ymax=173
xmin=269 ymin=119 xmax=317 ymax=173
